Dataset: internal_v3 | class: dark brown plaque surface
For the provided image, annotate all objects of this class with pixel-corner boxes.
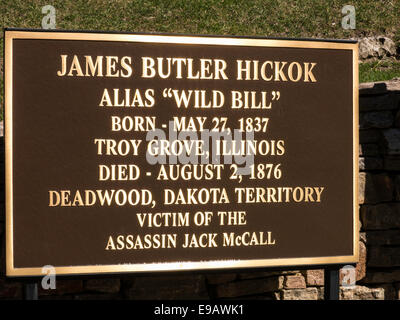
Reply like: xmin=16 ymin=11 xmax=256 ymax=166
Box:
xmin=5 ymin=30 xmax=358 ymax=276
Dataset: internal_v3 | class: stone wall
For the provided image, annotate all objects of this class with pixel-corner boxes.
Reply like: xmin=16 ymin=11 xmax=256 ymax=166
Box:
xmin=357 ymin=79 xmax=400 ymax=300
xmin=1 ymin=80 xmax=400 ymax=300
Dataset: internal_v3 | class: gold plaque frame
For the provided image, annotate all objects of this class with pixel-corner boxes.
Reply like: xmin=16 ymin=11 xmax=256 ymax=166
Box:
xmin=4 ymin=30 xmax=359 ymax=277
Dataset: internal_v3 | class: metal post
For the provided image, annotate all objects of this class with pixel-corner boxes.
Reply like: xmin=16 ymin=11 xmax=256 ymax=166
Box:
xmin=324 ymin=266 xmax=340 ymax=300
xmin=24 ymin=283 xmax=38 ymax=300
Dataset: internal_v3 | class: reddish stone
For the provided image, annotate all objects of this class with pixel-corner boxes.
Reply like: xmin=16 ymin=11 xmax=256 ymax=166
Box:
xmin=281 ymin=288 xmax=318 ymax=300
xmin=304 ymin=270 xmax=324 ymax=286
xmin=284 ymin=274 xmax=306 ymax=289
xmin=340 ymin=285 xmax=384 ymax=300
xmin=356 ymin=241 xmax=367 ymax=281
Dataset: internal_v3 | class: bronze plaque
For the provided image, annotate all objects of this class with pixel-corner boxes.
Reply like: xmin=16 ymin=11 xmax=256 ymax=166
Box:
xmin=5 ymin=30 xmax=358 ymax=276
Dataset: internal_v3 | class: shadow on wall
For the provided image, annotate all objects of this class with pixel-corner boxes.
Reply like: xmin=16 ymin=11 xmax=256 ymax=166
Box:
xmin=358 ymin=80 xmax=400 ymax=300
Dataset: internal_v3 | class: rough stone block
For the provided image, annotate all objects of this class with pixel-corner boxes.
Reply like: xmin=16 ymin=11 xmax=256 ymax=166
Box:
xmin=215 ymin=276 xmax=283 ymax=298
xmin=382 ymin=128 xmax=400 ymax=155
xmin=358 ymin=173 xmax=394 ymax=204
xmin=368 ymin=246 xmax=400 ymax=267
xmin=283 ymin=274 xmax=306 ymax=289
xmin=359 ymin=111 xmax=393 ymax=129
xmin=84 ymin=278 xmax=120 ymax=293
xmin=356 ymin=241 xmax=367 ymax=281
xmin=359 ymin=81 xmax=400 ymax=96
xmin=303 ymin=270 xmax=324 ymax=286
xmin=385 ymin=81 xmax=400 ymax=92
xmin=127 ymin=275 xmax=208 ymax=300
xmin=365 ymin=230 xmax=400 ymax=245
xmin=358 ymin=37 xmax=397 ymax=59
xmin=281 ymin=288 xmax=318 ymax=300
xmin=340 ymin=285 xmax=384 ymax=300
xmin=360 ymin=203 xmax=400 ymax=230
xmin=359 ymin=172 xmax=366 ymax=204
xmin=359 ymin=93 xmax=399 ymax=110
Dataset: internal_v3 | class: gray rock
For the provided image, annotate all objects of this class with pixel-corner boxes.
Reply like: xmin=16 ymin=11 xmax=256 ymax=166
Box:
xmin=340 ymin=285 xmax=384 ymax=300
xmin=281 ymin=288 xmax=318 ymax=300
xmin=359 ymin=36 xmax=397 ymax=59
